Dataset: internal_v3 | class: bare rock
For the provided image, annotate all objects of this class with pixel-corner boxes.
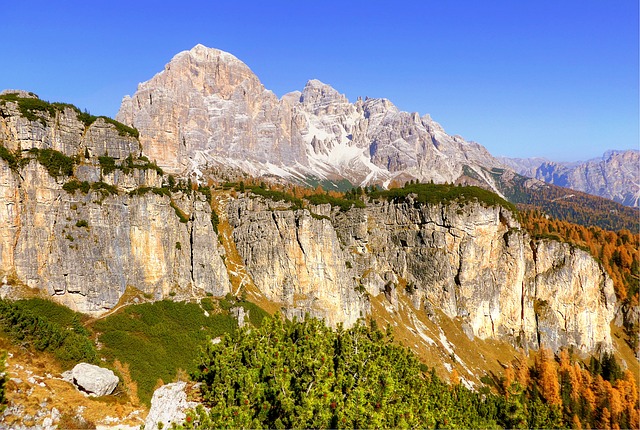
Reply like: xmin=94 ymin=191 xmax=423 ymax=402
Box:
xmin=68 ymin=363 xmax=119 ymax=397
xmin=144 ymin=382 xmax=198 ymax=430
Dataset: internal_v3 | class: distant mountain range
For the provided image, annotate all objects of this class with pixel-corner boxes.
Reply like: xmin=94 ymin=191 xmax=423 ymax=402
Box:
xmin=500 ymin=150 xmax=639 ymax=207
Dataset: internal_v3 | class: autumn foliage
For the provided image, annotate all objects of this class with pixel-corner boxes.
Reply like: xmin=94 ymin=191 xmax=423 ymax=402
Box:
xmin=501 ymin=348 xmax=639 ymax=429
xmin=521 ymin=210 xmax=639 ymax=304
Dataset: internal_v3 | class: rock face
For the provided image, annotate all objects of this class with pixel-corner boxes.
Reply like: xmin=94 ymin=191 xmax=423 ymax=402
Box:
xmin=500 ymin=150 xmax=640 ymax=207
xmin=228 ymin=198 xmax=367 ymax=328
xmin=145 ymin=382 xmax=198 ymax=430
xmin=227 ymin=195 xmax=616 ymax=354
xmin=117 ymin=45 xmax=503 ymax=191
xmin=0 ymin=95 xmax=230 ymax=313
xmin=64 ymin=363 xmax=119 ymax=397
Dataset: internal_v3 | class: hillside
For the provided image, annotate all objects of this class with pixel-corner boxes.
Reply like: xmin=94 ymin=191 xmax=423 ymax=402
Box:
xmin=458 ymin=166 xmax=639 ymax=233
xmin=500 ymin=150 xmax=640 ymax=207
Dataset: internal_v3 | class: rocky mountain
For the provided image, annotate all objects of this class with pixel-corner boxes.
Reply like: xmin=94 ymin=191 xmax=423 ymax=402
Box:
xmin=500 ymin=150 xmax=640 ymax=207
xmin=0 ymin=90 xmax=619 ymax=359
xmin=117 ymin=44 xmax=504 ymax=193
xmin=0 ymin=91 xmax=229 ymax=314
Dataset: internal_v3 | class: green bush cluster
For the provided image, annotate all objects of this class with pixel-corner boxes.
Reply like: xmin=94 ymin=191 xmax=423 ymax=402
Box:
xmin=0 ymin=299 xmax=96 ymax=368
xmin=306 ymin=193 xmax=365 ymax=212
xmin=210 ymin=210 xmax=219 ymax=233
xmin=28 ymin=148 xmax=75 ymax=178
xmin=92 ymin=300 xmax=239 ymax=405
xmin=370 ymin=182 xmax=517 ymax=214
xmin=247 ymin=185 xmax=303 ymax=209
xmin=99 ymin=154 xmax=163 ymax=177
xmin=62 ymin=179 xmax=91 ymax=194
xmin=183 ymin=316 xmax=503 ymax=429
xmin=91 ymin=181 xmax=118 ymax=197
xmin=0 ymin=145 xmax=23 ymax=171
xmin=98 ymin=155 xmax=117 ymax=175
xmin=128 ymin=186 xmax=171 ymax=198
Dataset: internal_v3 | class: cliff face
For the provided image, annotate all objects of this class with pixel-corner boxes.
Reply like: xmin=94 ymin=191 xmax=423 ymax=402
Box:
xmin=0 ymin=95 xmax=230 ymax=314
xmin=226 ymin=195 xmax=616 ymax=354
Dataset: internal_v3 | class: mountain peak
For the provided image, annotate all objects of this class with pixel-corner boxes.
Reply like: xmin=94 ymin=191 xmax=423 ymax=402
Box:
xmin=300 ymin=79 xmax=347 ymax=108
xmin=167 ymin=44 xmax=248 ymax=71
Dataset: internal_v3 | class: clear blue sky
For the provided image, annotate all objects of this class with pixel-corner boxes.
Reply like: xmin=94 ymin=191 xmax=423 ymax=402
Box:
xmin=2 ymin=1 xmax=638 ymax=161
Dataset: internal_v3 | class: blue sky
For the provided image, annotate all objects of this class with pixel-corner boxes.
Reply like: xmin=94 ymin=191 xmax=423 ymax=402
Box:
xmin=1 ymin=1 xmax=637 ymax=161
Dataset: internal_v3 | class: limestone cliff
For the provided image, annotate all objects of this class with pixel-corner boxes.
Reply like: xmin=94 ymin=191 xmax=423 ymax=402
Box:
xmin=227 ymin=195 xmax=616 ymax=354
xmin=0 ymin=93 xmax=230 ymax=314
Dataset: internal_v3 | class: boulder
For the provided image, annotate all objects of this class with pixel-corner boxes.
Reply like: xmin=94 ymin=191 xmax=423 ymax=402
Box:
xmin=145 ymin=382 xmax=198 ymax=430
xmin=66 ymin=363 xmax=119 ymax=397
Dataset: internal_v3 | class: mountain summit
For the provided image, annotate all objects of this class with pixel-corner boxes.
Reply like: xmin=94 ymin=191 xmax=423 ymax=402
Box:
xmin=117 ymin=45 xmax=503 ymax=190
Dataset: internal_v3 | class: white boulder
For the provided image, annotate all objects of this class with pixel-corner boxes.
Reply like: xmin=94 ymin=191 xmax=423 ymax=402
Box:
xmin=66 ymin=363 xmax=119 ymax=397
xmin=145 ymin=381 xmax=198 ymax=430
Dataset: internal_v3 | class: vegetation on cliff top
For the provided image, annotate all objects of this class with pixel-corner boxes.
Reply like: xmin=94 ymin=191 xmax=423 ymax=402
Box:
xmin=223 ymin=179 xmax=512 ymax=214
xmin=0 ymin=92 xmax=139 ymax=138
xmin=370 ymin=181 xmax=517 ymax=213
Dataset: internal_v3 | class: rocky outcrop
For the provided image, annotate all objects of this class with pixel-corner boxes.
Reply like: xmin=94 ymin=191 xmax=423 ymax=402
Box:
xmin=0 ymin=94 xmax=140 ymax=160
xmin=0 ymin=95 xmax=230 ymax=314
xmin=500 ymin=150 xmax=640 ymax=207
xmin=63 ymin=363 xmax=119 ymax=397
xmin=228 ymin=195 xmax=616 ymax=354
xmin=144 ymin=382 xmax=198 ymax=430
xmin=227 ymin=198 xmax=367 ymax=328
xmin=117 ymin=45 xmax=503 ymax=189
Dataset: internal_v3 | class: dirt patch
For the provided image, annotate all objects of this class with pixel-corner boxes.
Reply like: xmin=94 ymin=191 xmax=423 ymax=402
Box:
xmin=0 ymin=337 xmax=146 ymax=428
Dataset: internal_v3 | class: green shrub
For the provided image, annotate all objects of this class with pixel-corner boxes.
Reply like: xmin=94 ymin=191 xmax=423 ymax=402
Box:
xmin=92 ymin=300 xmax=238 ymax=405
xmin=91 ymin=181 xmax=118 ymax=197
xmin=75 ymin=219 xmax=89 ymax=228
xmin=248 ymin=185 xmax=303 ymax=208
xmin=0 ymin=145 xmax=20 ymax=171
xmin=306 ymin=193 xmax=365 ymax=211
xmin=0 ymin=299 xmax=96 ymax=368
xmin=210 ymin=210 xmax=219 ymax=233
xmin=98 ymin=156 xmax=117 ymax=175
xmin=62 ymin=180 xmax=90 ymax=194
xmin=29 ymin=148 xmax=75 ymax=178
